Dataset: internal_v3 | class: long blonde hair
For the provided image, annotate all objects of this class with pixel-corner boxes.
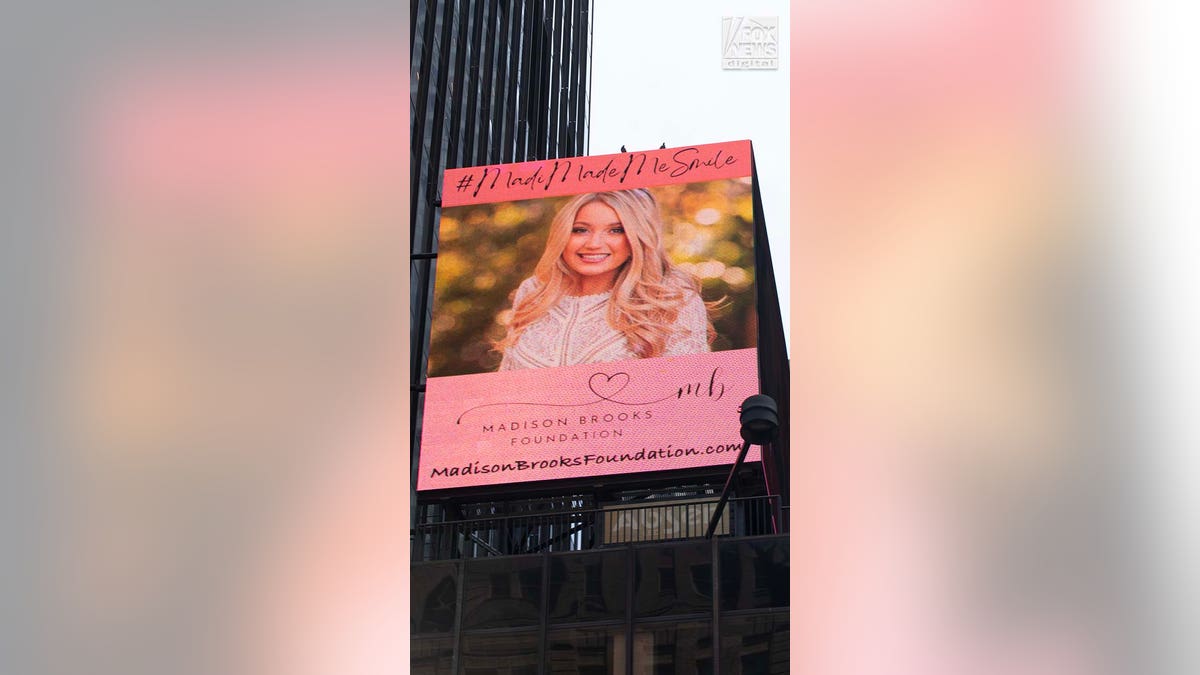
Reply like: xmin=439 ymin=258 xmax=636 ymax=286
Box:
xmin=498 ymin=189 xmax=714 ymax=358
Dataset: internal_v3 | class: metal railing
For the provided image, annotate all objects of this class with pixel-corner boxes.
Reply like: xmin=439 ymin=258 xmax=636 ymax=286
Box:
xmin=412 ymin=494 xmax=783 ymax=561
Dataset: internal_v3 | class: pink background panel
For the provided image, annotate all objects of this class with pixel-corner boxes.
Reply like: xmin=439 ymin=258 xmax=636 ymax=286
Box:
xmin=418 ymin=348 xmax=761 ymax=490
xmin=441 ymin=140 xmax=751 ymax=207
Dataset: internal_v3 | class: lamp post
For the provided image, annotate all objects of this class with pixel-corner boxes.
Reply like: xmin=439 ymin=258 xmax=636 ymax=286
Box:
xmin=705 ymin=395 xmax=779 ymax=539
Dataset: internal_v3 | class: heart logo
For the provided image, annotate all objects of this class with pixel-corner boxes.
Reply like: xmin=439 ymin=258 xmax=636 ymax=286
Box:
xmin=588 ymin=372 xmax=630 ymax=401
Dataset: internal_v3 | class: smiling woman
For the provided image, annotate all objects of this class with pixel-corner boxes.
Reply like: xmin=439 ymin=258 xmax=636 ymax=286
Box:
xmin=496 ymin=189 xmax=714 ymax=371
xmin=562 ymin=201 xmax=633 ymax=294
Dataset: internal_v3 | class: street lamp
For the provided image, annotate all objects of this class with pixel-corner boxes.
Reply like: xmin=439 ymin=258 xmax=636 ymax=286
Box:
xmin=705 ymin=395 xmax=780 ymax=538
xmin=738 ymin=394 xmax=779 ymax=445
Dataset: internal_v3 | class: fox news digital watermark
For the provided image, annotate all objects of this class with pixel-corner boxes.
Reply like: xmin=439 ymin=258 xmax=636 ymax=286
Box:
xmin=722 ymin=16 xmax=779 ymax=70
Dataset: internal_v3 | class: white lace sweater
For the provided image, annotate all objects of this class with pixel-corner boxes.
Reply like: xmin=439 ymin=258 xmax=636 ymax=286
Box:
xmin=498 ymin=277 xmax=710 ymax=371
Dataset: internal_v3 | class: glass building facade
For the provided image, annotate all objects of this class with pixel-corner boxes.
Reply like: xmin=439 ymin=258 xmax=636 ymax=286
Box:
xmin=412 ymin=536 xmax=789 ymax=674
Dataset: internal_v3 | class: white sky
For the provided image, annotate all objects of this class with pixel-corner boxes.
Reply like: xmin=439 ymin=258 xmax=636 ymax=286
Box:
xmin=588 ymin=1 xmax=790 ymax=353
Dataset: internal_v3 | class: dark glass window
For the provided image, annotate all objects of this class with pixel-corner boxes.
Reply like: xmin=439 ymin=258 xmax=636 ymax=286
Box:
xmin=545 ymin=626 xmax=625 ymax=675
xmin=633 ymin=542 xmax=712 ymax=617
xmin=412 ymin=563 xmax=459 ymax=634
xmin=412 ymin=637 xmax=455 ymax=675
xmin=718 ymin=614 xmax=789 ymax=675
xmin=462 ymin=555 xmax=543 ymax=629
xmin=547 ymin=550 xmax=627 ymax=623
xmin=460 ymin=631 xmax=540 ymax=675
xmin=631 ymin=621 xmax=713 ymax=675
xmin=719 ymin=537 xmax=789 ymax=610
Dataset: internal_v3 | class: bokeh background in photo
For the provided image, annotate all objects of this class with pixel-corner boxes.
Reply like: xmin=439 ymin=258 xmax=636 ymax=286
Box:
xmin=428 ymin=179 xmax=758 ymax=377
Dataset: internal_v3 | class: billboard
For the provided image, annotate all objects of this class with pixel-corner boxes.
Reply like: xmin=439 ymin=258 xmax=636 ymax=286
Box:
xmin=418 ymin=141 xmax=761 ymax=491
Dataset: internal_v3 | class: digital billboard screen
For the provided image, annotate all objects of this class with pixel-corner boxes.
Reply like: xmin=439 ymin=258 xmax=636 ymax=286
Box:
xmin=418 ymin=141 xmax=761 ymax=491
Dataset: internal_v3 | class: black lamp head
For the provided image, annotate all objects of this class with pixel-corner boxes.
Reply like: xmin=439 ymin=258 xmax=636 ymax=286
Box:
xmin=738 ymin=394 xmax=779 ymax=445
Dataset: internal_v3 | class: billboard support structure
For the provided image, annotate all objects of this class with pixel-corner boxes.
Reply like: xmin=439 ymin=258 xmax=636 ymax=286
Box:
xmin=706 ymin=394 xmax=779 ymax=538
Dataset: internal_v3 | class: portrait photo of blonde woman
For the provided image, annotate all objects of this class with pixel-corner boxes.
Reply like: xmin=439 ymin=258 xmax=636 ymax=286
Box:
xmin=496 ymin=188 xmax=716 ymax=370
xmin=428 ymin=179 xmax=757 ymax=377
